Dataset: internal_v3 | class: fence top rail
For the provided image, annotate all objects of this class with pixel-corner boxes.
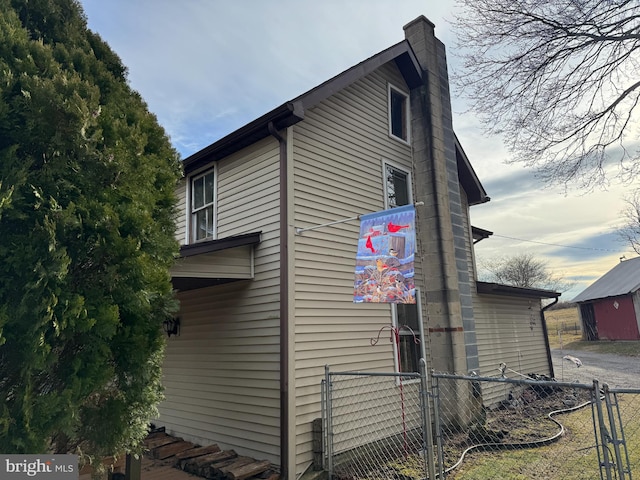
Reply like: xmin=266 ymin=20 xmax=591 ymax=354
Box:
xmin=605 ymin=386 xmax=640 ymax=394
xmin=432 ymin=371 xmax=596 ymax=390
xmin=328 ymin=370 xmax=420 ymax=379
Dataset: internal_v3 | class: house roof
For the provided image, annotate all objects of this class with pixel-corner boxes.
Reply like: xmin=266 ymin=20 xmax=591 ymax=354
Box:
xmin=471 ymin=226 xmax=493 ymax=243
xmin=571 ymin=256 xmax=640 ymax=303
xmin=455 ymin=135 xmax=490 ymax=205
xmin=178 ymin=231 xmax=261 ymax=258
xmin=477 ymin=281 xmax=560 ymax=299
xmin=181 ymin=40 xmax=489 ymax=204
xmin=183 ymin=40 xmax=422 ymax=174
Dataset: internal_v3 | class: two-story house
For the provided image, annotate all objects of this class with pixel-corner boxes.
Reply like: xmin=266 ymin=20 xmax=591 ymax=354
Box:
xmin=159 ymin=16 xmax=559 ymax=478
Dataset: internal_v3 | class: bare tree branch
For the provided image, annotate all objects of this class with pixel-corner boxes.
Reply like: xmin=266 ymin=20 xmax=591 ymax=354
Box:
xmin=618 ymin=189 xmax=640 ymax=254
xmin=452 ymin=0 xmax=640 ymax=188
xmin=479 ymin=253 xmax=574 ymax=293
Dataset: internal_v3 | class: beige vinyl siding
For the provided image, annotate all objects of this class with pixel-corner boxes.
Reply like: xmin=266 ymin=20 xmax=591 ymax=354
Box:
xmin=158 ymin=137 xmax=281 ymax=464
xmin=460 ymin=188 xmax=477 ymax=284
xmin=291 ymin=62 xmax=417 ymax=475
xmin=175 ymin=179 xmax=187 ymax=245
xmin=328 ymin=376 xmax=423 ymax=455
xmin=171 ymin=245 xmax=254 ymax=280
xmin=473 ymin=294 xmax=549 ymax=406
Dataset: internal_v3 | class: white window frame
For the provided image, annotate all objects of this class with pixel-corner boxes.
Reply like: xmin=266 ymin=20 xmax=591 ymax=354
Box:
xmin=388 ymin=83 xmax=410 ymax=144
xmin=187 ymin=165 xmax=217 ymax=243
xmin=382 ymin=159 xmax=413 ymax=209
xmin=391 ymin=290 xmax=427 ymax=379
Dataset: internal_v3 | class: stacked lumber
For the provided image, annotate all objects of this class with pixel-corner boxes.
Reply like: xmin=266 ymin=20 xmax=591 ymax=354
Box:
xmin=143 ymin=431 xmax=279 ymax=480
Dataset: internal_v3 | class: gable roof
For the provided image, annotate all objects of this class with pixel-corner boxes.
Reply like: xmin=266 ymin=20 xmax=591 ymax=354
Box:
xmin=183 ymin=40 xmax=422 ymax=174
xmin=572 ymin=256 xmax=640 ymax=303
xmin=181 ymin=38 xmax=489 ymax=205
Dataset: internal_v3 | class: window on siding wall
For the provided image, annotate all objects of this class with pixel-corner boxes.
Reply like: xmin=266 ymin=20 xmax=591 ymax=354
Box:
xmin=384 ymin=162 xmax=412 ymax=208
xmin=388 ymin=84 xmax=410 ymax=142
xmin=190 ymin=169 xmax=215 ymax=241
xmin=385 ymin=163 xmax=420 ymax=373
xmin=393 ymin=303 xmax=423 ymax=374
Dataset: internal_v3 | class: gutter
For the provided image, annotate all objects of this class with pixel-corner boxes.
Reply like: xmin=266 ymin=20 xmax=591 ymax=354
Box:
xmin=541 ymin=297 xmax=559 ymax=379
xmin=183 ymin=102 xmax=302 ymax=174
xmin=268 ymin=121 xmax=289 ymax=479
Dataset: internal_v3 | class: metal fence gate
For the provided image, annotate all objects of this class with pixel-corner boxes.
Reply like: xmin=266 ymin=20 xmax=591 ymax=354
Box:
xmin=322 ymin=360 xmax=438 ymax=479
xmin=322 ymin=365 xmax=640 ymax=479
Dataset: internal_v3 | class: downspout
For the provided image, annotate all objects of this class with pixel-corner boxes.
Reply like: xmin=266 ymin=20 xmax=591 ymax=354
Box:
xmin=541 ymin=297 xmax=559 ymax=379
xmin=268 ymin=121 xmax=289 ymax=479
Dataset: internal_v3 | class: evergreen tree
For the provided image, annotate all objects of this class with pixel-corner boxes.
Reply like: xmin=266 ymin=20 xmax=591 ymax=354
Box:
xmin=0 ymin=0 xmax=182 ymax=462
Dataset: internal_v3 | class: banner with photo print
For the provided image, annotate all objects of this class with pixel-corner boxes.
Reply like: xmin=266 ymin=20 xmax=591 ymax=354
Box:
xmin=354 ymin=204 xmax=416 ymax=303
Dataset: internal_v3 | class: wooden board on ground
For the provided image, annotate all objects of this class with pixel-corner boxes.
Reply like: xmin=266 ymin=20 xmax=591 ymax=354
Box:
xmin=152 ymin=440 xmax=197 ymax=460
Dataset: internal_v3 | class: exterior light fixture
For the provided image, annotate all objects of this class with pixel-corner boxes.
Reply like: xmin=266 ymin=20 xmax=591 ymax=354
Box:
xmin=163 ymin=317 xmax=180 ymax=337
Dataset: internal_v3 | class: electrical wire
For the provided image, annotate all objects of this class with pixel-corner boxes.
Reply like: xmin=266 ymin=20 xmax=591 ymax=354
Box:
xmin=490 ymin=233 xmax=630 ymax=253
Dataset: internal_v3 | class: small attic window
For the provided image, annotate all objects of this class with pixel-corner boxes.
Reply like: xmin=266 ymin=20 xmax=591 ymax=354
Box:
xmin=388 ymin=84 xmax=410 ymax=143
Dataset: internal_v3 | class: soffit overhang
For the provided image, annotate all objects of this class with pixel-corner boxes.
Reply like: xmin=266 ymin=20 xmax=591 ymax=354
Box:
xmin=171 ymin=232 xmax=261 ymax=291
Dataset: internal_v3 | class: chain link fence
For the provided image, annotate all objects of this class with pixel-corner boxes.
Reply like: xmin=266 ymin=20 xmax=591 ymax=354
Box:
xmin=322 ymin=362 xmax=436 ymax=480
xmin=322 ymin=365 xmax=640 ymax=479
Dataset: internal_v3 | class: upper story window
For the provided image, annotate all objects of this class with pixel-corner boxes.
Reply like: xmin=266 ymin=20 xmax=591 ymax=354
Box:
xmin=388 ymin=84 xmax=410 ymax=143
xmin=190 ymin=169 xmax=215 ymax=242
xmin=384 ymin=161 xmax=412 ymax=208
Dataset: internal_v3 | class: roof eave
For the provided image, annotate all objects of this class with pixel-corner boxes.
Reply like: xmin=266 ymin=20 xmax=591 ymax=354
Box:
xmin=477 ymin=281 xmax=560 ymax=299
xmin=182 ymin=104 xmax=302 ymax=174
xmin=182 ymin=41 xmax=422 ymax=174
xmin=178 ymin=231 xmax=262 ymax=258
xmin=455 ymin=134 xmax=490 ymax=205
xmin=471 ymin=225 xmax=493 ymax=242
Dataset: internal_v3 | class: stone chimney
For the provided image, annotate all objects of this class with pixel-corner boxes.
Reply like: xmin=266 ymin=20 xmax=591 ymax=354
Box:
xmin=404 ymin=16 xmax=478 ymax=374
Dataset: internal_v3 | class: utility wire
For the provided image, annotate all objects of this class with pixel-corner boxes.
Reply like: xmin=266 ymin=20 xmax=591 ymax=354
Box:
xmin=490 ymin=233 xmax=629 ymax=253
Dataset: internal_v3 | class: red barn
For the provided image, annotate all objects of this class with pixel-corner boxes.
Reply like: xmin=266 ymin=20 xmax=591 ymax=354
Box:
xmin=573 ymin=256 xmax=640 ymax=341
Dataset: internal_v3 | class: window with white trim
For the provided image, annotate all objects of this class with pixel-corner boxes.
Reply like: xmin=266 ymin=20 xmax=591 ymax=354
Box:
xmin=384 ymin=162 xmax=420 ymax=373
xmin=190 ymin=169 xmax=215 ymax=242
xmin=388 ymin=84 xmax=410 ymax=143
xmin=383 ymin=161 xmax=412 ymax=208
xmin=392 ymin=302 xmax=423 ymax=374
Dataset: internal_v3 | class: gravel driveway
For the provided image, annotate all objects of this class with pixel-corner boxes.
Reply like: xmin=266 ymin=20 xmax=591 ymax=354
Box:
xmin=551 ymin=348 xmax=640 ymax=389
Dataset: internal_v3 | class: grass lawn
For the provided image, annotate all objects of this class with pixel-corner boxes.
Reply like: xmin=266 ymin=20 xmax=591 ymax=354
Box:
xmin=447 ymin=306 xmax=640 ymax=479
xmin=449 ymin=393 xmax=640 ymax=479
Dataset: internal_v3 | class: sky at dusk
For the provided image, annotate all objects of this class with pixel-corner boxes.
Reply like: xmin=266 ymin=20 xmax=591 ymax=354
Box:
xmin=79 ymin=0 xmax=638 ymax=300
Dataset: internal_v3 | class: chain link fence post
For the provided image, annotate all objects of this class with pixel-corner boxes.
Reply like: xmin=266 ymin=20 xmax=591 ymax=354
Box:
xmin=324 ymin=364 xmax=334 ymax=478
xmin=419 ymin=358 xmax=437 ymax=479
xmin=431 ymin=372 xmax=444 ymax=479
xmin=594 ymin=379 xmax=614 ymax=480
xmin=602 ymin=384 xmax=631 ymax=480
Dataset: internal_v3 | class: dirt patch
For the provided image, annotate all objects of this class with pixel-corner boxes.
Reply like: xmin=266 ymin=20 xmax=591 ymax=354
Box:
xmin=333 ymin=383 xmax=594 ymax=479
xmin=440 ymin=383 xmax=592 ymax=472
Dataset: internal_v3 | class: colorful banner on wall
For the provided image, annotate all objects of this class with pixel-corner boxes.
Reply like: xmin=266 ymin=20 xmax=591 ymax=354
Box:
xmin=353 ymin=204 xmax=416 ymax=303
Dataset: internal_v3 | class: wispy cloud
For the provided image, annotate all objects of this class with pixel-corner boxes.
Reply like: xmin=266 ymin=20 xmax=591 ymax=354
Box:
xmin=81 ymin=0 xmax=453 ymax=158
